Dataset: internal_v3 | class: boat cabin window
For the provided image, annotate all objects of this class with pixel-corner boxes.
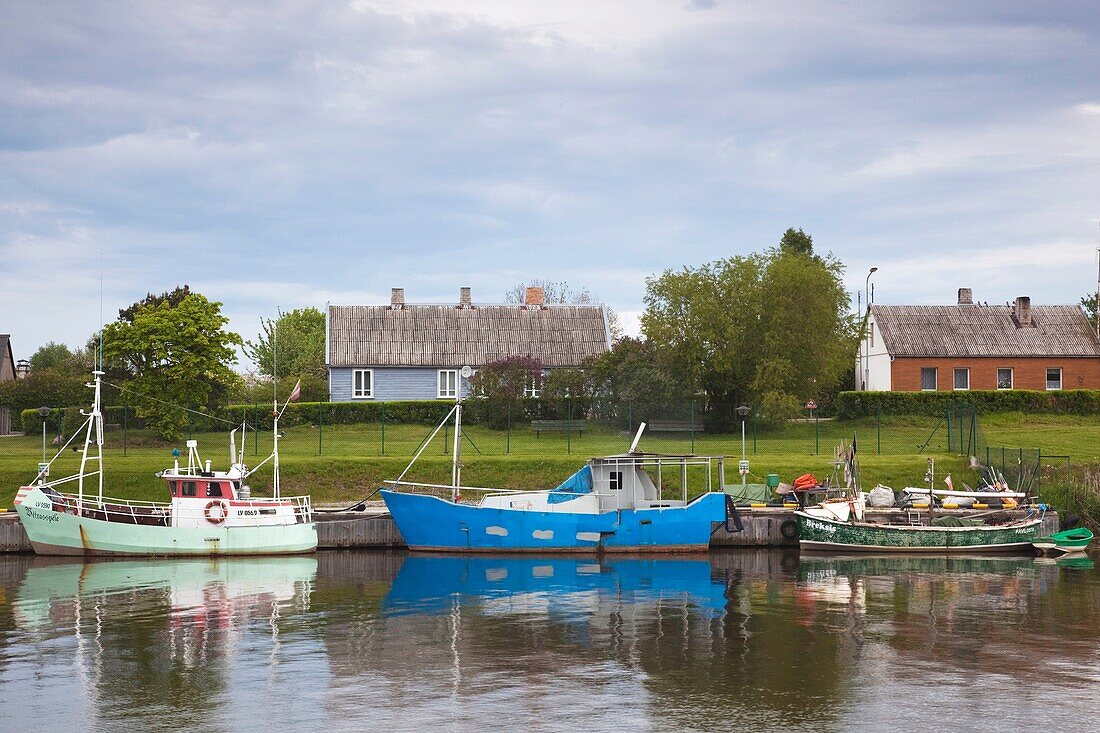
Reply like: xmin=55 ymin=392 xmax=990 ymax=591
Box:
xmin=168 ymin=480 xmax=177 ymax=496
xmin=181 ymin=481 xmax=197 ymax=497
xmin=609 ymin=471 xmax=623 ymax=491
xmin=206 ymin=482 xmax=223 ymax=498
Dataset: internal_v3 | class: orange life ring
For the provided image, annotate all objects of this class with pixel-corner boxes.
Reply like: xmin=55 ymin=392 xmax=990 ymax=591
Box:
xmin=204 ymin=500 xmax=228 ymax=525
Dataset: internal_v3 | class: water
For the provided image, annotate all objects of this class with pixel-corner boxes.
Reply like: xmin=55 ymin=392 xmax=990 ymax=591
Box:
xmin=0 ymin=551 xmax=1096 ymax=733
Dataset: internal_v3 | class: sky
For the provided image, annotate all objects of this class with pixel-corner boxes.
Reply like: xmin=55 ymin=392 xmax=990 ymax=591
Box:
xmin=2 ymin=0 xmax=1099 ymax=368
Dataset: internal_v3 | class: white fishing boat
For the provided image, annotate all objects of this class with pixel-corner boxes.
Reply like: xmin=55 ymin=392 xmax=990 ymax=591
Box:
xmin=14 ymin=372 xmax=316 ymax=556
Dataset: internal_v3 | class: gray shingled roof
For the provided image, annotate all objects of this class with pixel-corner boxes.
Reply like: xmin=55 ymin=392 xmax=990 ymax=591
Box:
xmin=328 ymin=305 xmax=610 ymax=367
xmin=871 ymin=304 xmax=1100 ymax=358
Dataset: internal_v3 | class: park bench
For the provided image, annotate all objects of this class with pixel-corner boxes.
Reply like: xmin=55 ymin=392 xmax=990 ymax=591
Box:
xmin=646 ymin=419 xmax=705 ymax=433
xmin=531 ymin=419 xmax=588 ymax=438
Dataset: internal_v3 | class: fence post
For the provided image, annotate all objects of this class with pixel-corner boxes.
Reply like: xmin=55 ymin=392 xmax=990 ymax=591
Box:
xmin=380 ymin=403 xmax=386 ymax=456
xmin=628 ymin=402 xmax=633 ymax=434
xmin=123 ymin=405 xmax=128 ymax=456
xmin=1037 ymin=448 xmax=1042 ymax=496
xmin=318 ymin=400 xmax=323 ymax=456
xmin=567 ymin=400 xmax=572 ymax=455
xmin=815 ymin=412 xmax=819 ymax=455
xmin=506 ymin=404 xmax=511 ymax=455
xmin=690 ymin=400 xmax=696 ymax=455
xmin=946 ymin=408 xmax=951 ymax=453
xmin=253 ymin=407 xmax=258 ymax=455
xmin=876 ymin=405 xmax=881 ymax=454
xmin=752 ymin=414 xmax=757 ymax=455
xmin=443 ymin=421 xmax=449 ymax=455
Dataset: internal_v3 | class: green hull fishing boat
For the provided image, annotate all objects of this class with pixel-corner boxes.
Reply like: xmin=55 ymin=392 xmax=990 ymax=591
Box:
xmin=1032 ymin=528 xmax=1093 ymax=555
xmin=797 ymin=512 xmax=1044 ymax=553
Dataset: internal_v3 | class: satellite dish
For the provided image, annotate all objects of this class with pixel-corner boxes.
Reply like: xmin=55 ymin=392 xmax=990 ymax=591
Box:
xmin=460 ymin=365 xmax=473 ymax=378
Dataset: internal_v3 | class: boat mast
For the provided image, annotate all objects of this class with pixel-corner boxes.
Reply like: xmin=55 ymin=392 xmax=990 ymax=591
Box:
xmin=77 ymin=371 xmax=106 ymax=510
xmin=451 ymin=397 xmax=462 ymax=502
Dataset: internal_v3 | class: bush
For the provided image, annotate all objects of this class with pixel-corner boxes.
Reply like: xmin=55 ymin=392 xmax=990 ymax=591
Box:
xmin=836 ymin=389 xmax=1100 ymax=419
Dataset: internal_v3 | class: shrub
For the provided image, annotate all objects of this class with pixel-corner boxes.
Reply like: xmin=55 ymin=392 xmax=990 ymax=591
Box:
xmin=836 ymin=389 xmax=1100 ymax=419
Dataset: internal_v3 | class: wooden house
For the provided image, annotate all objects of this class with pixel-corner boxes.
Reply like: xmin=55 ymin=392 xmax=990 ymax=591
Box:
xmin=326 ymin=287 xmax=612 ymax=401
xmin=0 ymin=334 xmax=16 ymax=434
xmin=857 ymin=289 xmax=1100 ymax=391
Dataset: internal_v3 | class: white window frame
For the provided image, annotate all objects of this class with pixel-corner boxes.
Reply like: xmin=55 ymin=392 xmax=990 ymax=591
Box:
xmin=352 ymin=369 xmax=373 ymax=399
xmin=920 ymin=367 xmax=937 ymax=391
xmin=1046 ymin=367 xmax=1062 ymax=391
xmin=997 ymin=368 xmax=1014 ymax=390
xmin=438 ymin=369 xmax=458 ymax=399
xmin=524 ymin=372 xmax=543 ymax=399
xmin=953 ymin=367 xmax=970 ymax=391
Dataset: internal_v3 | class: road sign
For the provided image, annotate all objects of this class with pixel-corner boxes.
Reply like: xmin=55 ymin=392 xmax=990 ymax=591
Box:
xmin=805 ymin=400 xmax=817 ymax=411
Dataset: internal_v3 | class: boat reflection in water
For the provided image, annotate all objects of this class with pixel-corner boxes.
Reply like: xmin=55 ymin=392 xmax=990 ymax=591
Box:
xmin=383 ymin=555 xmax=730 ymax=620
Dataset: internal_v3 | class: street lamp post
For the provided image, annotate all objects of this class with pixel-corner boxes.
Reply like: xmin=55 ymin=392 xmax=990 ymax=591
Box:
xmin=37 ymin=406 xmax=51 ymax=483
xmin=736 ymin=405 xmax=751 ymax=488
xmin=863 ymin=267 xmax=878 ymax=390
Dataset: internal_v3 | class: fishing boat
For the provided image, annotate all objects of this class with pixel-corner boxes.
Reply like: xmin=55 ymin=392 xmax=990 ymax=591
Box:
xmin=14 ymin=372 xmax=316 ymax=556
xmin=381 ymin=403 xmax=737 ymax=553
xmin=1032 ymin=527 xmax=1093 ymax=556
xmin=797 ymin=451 xmax=1044 ymax=553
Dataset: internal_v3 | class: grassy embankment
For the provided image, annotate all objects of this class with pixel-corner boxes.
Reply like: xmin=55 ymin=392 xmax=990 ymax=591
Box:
xmin=4 ymin=412 xmax=1097 ymax=509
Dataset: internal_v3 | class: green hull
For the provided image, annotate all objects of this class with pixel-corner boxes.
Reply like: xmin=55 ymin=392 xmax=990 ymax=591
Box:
xmin=16 ymin=487 xmax=317 ymax=556
xmin=796 ymin=512 xmax=1043 ymax=553
xmin=1033 ymin=528 xmax=1093 ymax=554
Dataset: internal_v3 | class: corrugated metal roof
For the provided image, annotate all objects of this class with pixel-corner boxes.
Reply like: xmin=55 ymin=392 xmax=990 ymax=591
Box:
xmin=328 ymin=305 xmax=611 ymax=367
xmin=871 ymin=304 xmax=1100 ymax=357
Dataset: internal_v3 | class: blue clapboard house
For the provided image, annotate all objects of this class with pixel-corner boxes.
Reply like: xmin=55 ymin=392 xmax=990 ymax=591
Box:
xmin=327 ymin=287 xmax=612 ymax=401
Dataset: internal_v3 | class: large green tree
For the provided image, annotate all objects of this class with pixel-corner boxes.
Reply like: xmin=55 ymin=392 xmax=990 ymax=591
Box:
xmin=641 ymin=230 xmax=855 ymax=423
xmin=103 ymin=291 xmax=241 ymax=439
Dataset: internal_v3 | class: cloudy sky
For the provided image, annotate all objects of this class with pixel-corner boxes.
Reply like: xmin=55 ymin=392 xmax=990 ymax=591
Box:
xmin=2 ymin=1 xmax=1099 ymax=366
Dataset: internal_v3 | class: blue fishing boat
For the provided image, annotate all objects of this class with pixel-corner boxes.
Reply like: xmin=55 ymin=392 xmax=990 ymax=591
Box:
xmin=381 ymin=408 xmax=737 ymax=553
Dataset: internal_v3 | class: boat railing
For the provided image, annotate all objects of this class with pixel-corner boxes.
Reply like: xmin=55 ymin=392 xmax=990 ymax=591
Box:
xmin=385 ymin=480 xmax=525 ymax=499
xmin=40 ymin=490 xmax=313 ymax=525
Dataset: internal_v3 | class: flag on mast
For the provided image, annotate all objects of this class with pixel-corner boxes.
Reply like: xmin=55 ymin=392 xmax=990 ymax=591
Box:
xmin=289 ymin=379 xmax=301 ymax=403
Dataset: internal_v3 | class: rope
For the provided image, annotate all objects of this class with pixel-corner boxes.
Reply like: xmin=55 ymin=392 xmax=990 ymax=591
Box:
xmin=313 ymin=486 xmax=385 ymax=513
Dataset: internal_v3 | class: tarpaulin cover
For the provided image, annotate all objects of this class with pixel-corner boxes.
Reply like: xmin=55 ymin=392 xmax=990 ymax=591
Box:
xmin=547 ymin=465 xmax=593 ymax=504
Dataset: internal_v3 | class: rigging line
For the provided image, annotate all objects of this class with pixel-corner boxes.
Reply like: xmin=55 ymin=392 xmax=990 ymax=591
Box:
xmin=102 ymin=381 xmax=240 ymax=426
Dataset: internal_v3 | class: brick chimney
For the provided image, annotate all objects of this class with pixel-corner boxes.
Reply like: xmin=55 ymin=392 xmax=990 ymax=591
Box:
xmin=524 ymin=286 xmax=544 ymax=308
xmin=1014 ymin=296 xmax=1032 ymax=327
xmin=957 ymin=287 xmax=973 ymax=305
xmin=459 ymin=287 xmax=472 ymax=308
xmin=390 ymin=287 xmax=405 ymax=309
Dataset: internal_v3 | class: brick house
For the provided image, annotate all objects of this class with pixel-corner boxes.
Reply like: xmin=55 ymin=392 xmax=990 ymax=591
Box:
xmin=856 ymin=289 xmax=1100 ymax=392
xmin=327 ymin=287 xmax=611 ymax=401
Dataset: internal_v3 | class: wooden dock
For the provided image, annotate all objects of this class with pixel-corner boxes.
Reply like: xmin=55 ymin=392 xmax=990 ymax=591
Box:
xmin=0 ymin=507 xmax=1060 ymax=553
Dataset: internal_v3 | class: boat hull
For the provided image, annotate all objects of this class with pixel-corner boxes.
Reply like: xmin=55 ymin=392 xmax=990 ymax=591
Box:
xmin=382 ymin=490 xmax=728 ymax=553
xmin=796 ymin=512 xmax=1043 ymax=553
xmin=16 ymin=488 xmax=317 ymax=556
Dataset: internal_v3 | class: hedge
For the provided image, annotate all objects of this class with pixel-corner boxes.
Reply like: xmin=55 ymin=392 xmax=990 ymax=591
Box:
xmin=835 ymin=389 xmax=1100 ymax=419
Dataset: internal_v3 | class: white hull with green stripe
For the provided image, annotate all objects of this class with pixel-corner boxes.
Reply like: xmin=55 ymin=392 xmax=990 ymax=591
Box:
xmin=796 ymin=512 xmax=1043 ymax=553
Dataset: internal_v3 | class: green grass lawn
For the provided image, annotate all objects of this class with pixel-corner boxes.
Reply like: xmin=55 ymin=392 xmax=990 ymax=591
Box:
xmin=5 ymin=411 xmax=1096 ymax=507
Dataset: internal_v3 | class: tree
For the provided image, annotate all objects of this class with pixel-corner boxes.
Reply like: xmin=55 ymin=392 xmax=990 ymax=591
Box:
xmin=467 ymin=356 xmax=542 ymax=428
xmin=506 ymin=279 xmax=623 ymax=339
xmin=1083 ymin=293 xmax=1098 ymax=333
xmin=582 ymin=337 xmax=690 ymax=417
xmin=117 ymin=285 xmax=192 ymax=323
xmin=641 ymin=229 xmax=855 ymax=425
xmin=28 ymin=341 xmax=92 ymax=374
xmin=778 ymin=227 xmax=814 ymax=257
xmin=102 ymin=291 xmax=241 ymax=440
xmin=244 ymin=307 xmax=327 ymax=381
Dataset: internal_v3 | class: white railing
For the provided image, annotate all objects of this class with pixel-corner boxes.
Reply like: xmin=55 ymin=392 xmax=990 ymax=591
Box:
xmin=41 ymin=490 xmax=313 ymax=525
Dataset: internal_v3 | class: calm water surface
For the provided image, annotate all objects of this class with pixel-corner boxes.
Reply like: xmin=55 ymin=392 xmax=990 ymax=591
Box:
xmin=0 ymin=550 xmax=1096 ymax=733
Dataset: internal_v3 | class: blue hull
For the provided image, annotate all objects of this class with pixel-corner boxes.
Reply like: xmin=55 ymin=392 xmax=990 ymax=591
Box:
xmin=381 ymin=490 xmax=728 ymax=552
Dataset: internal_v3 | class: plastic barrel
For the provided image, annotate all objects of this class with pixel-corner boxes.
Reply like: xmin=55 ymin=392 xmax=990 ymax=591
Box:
xmin=766 ymin=474 xmax=780 ymax=489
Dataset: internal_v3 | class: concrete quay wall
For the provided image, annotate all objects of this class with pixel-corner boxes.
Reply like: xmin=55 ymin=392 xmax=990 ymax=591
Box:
xmin=0 ymin=508 xmax=1061 ymax=553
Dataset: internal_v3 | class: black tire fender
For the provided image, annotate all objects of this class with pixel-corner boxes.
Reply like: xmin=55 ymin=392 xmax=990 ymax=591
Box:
xmin=779 ymin=518 xmax=799 ymax=540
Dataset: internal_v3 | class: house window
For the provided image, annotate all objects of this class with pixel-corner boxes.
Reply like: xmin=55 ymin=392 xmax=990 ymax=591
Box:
xmin=920 ymin=367 xmax=937 ymax=391
xmin=953 ymin=368 xmax=969 ymax=391
xmin=438 ymin=369 xmax=458 ymax=399
xmin=997 ymin=368 xmax=1013 ymax=390
xmin=352 ymin=369 xmax=373 ymax=399
xmin=524 ymin=374 xmax=542 ymax=398
xmin=1046 ymin=368 xmax=1062 ymax=391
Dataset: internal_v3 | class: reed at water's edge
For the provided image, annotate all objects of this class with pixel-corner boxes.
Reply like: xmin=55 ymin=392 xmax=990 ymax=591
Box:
xmin=1040 ymin=466 xmax=1100 ymax=532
